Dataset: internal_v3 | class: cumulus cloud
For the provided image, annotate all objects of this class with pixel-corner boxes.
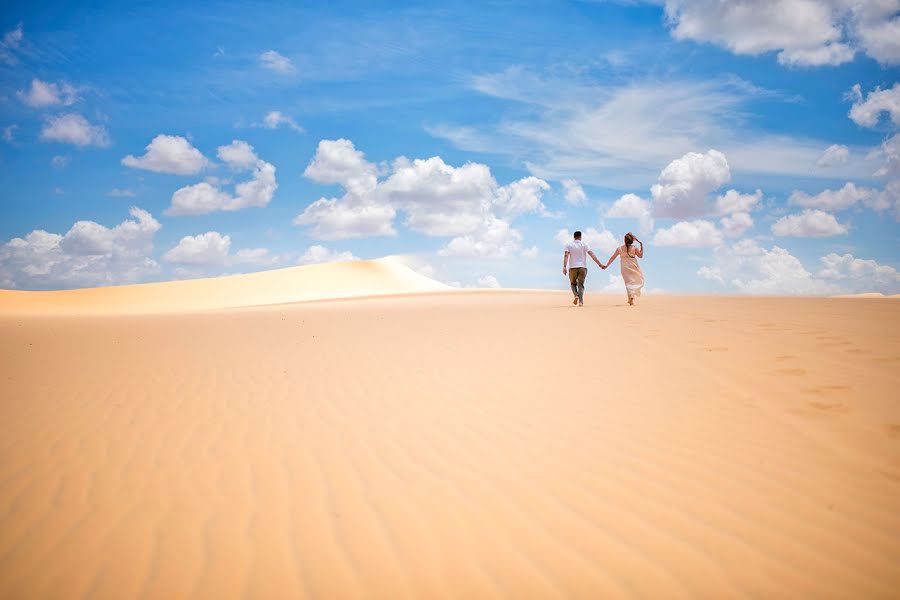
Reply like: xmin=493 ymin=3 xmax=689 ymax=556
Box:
xmin=817 ymin=144 xmax=850 ymax=167
xmin=260 ymin=50 xmax=295 ymax=74
xmin=714 ymin=188 xmax=762 ymax=215
xmin=297 ymin=245 xmax=358 ymax=265
xmin=652 ymin=219 xmax=723 ymax=247
xmin=607 ymin=193 xmax=654 ymax=233
xmin=166 ymin=141 xmax=277 ymax=216
xmin=771 ymin=209 xmax=849 ymax=237
xmin=17 ymin=79 xmax=78 ymax=108
xmin=847 ymin=83 xmax=900 ymax=128
xmin=163 ymin=232 xmax=231 ymax=266
xmin=217 ymin=139 xmax=258 ymax=169
xmin=788 ymin=182 xmax=882 ymax=212
xmin=163 ymin=232 xmax=281 ymax=268
xmin=650 ymin=150 xmax=731 ymax=218
xmin=295 ymin=139 xmax=549 ymax=256
xmin=40 ymin=114 xmax=110 ymax=148
xmin=258 ymin=111 xmax=303 ymax=132
xmin=664 ymin=1 xmax=900 ymax=66
xmin=697 ymin=239 xmax=837 ymax=295
xmin=122 ymin=135 xmax=208 ymax=175
xmin=720 ymin=212 xmax=754 ymax=237
xmin=439 ymin=216 xmax=537 ymax=259
xmin=555 ymin=227 xmax=619 ymax=256
xmin=0 ymin=207 xmax=161 ymax=290
xmin=818 ymin=253 xmax=900 ymax=293
xmin=477 ymin=274 xmax=501 ymax=288
xmin=561 ymin=179 xmax=587 ymax=205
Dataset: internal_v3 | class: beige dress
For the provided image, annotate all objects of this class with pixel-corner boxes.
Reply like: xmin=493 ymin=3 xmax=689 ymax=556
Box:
xmin=619 ymin=244 xmax=644 ymax=298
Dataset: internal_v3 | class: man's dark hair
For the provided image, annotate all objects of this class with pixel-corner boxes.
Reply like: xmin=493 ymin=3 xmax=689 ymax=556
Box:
xmin=573 ymin=230 xmax=582 ymax=239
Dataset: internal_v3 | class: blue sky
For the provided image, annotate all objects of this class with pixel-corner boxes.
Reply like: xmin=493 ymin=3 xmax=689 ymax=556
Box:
xmin=1 ymin=0 xmax=899 ymax=293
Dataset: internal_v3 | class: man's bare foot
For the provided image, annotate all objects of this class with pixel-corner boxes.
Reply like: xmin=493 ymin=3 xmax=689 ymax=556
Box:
xmin=573 ymin=297 xmax=578 ymax=305
xmin=628 ymin=297 xmax=634 ymax=306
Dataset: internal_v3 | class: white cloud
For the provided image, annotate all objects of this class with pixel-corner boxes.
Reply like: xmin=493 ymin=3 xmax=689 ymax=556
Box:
xmin=817 ymin=144 xmax=850 ymax=167
xmin=163 ymin=232 xmax=282 ymax=268
xmin=720 ymin=212 xmax=754 ymax=237
xmin=51 ymin=155 xmax=70 ymax=169
xmin=165 ymin=141 xmax=277 ymax=216
xmin=697 ymin=239 xmax=837 ymax=295
xmin=439 ymin=216 xmax=535 ymax=259
xmin=163 ymin=232 xmax=231 ymax=266
xmin=771 ymin=209 xmax=849 ymax=237
xmin=3 ymin=124 xmax=17 ymax=143
xmin=663 ymin=0 xmax=900 ymax=66
xmin=40 ymin=114 xmax=110 ymax=148
xmin=714 ymin=188 xmax=762 ymax=215
xmin=303 ymin=138 xmax=378 ymax=196
xmin=294 ymin=198 xmax=397 ymax=240
xmin=561 ymin=179 xmax=587 ymax=205
xmin=653 ymin=219 xmax=723 ymax=247
xmin=295 ymin=138 xmax=548 ymax=255
xmin=494 ymin=176 xmax=551 ymax=218
xmin=870 ymin=133 xmax=900 ymax=178
xmin=217 ymin=139 xmax=258 ymax=169
xmin=431 ymin=70 xmax=876 ymax=186
xmin=17 ymin=79 xmax=78 ymax=108
xmin=818 ymin=253 xmax=900 ymax=293
xmin=847 ymin=83 xmax=900 ymax=128
xmin=122 ymin=135 xmax=208 ymax=174
xmin=651 ymin=149 xmax=731 ymax=218
xmin=380 ymin=157 xmax=497 ymax=236
xmin=0 ymin=207 xmax=161 ymax=290
xmin=788 ymin=182 xmax=881 ymax=212
xmin=0 ymin=23 xmax=23 ymax=65
xmin=477 ymin=274 xmax=501 ymax=288
xmin=259 ymin=111 xmax=303 ymax=132
xmin=607 ymin=193 xmax=654 ymax=233
xmin=260 ymin=50 xmax=295 ymax=74
xmin=297 ymin=245 xmax=358 ymax=265
xmin=107 ymin=188 xmax=135 ymax=197
xmin=555 ymin=227 xmax=620 ymax=256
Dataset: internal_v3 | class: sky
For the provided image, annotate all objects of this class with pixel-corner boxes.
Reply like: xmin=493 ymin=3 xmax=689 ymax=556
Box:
xmin=1 ymin=0 xmax=899 ymax=294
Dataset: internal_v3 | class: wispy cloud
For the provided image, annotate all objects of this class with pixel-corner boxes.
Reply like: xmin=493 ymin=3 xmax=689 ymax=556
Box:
xmin=259 ymin=50 xmax=296 ymax=74
xmin=428 ymin=67 xmax=877 ymax=188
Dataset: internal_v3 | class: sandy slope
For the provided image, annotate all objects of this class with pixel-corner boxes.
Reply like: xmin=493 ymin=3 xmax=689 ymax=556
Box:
xmin=0 ymin=257 xmax=450 ymax=315
xmin=1 ymin=290 xmax=899 ymax=599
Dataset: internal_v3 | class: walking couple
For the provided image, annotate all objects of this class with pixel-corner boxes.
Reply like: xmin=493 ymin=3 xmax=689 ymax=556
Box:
xmin=562 ymin=230 xmax=644 ymax=306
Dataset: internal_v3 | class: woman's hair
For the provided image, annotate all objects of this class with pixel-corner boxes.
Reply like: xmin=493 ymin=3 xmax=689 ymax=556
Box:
xmin=624 ymin=233 xmax=634 ymax=246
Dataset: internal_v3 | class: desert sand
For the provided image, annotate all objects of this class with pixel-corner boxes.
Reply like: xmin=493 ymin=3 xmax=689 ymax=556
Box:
xmin=1 ymin=260 xmax=899 ymax=599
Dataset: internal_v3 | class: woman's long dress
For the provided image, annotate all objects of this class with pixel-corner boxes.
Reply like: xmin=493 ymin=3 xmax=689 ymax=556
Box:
xmin=619 ymin=244 xmax=644 ymax=298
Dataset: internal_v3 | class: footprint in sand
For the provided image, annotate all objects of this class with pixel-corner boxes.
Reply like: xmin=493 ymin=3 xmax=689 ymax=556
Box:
xmin=704 ymin=346 xmax=728 ymax=352
xmin=885 ymin=424 xmax=900 ymax=439
xmin=775 ymin=354 xmax=798 ymax=362
xmin=776 ymin=368 xmax=806 ymax=376
xmin=808 ymin=400 xmax=847 ymax=412
xmin=803 ymin=385 xmax=850 ymax=396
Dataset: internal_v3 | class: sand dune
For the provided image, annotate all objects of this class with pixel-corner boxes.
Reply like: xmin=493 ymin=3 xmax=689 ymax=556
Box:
xmin=1 ymin=286 xmax=899 ymax=599
xmin=0 ymin=257 xmax=450 ymax=315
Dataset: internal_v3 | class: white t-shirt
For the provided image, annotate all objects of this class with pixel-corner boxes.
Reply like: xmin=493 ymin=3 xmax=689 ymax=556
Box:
xmin=565 ymin=240 xmax=591 ymax=268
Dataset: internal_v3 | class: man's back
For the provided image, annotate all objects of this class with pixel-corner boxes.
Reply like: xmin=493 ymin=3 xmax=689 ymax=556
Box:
xmin=565 ymin=240 xmax=590 ymax=268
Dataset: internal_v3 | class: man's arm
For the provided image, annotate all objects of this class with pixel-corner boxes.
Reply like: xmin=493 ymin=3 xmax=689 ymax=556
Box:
xmin=588 ymin=250 xmax=605 ymax=269
xmin=563 ymin=251 xmax=569 ymax=274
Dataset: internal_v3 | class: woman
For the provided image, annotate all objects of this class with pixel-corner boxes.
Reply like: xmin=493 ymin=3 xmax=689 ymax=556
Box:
xmin=602 ymin=232 xmax=644 ymax=305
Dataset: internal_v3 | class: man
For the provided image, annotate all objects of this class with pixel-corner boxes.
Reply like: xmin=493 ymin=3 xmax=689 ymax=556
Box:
xmin=563 ymin=230 xmax=605 ymax=306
